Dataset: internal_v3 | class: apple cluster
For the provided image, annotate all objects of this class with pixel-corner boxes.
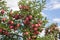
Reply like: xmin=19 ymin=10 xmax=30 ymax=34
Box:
xmin=23 ymin=15 xmax=32 ymax=25
xmin=8 ymin=20 xmax=21 ymax=30
xmin=22 ymin=15 xmax=42 ymax=40
xmin=0 ymin=5 xmax=43 ymax=40
xmin=0 ymin=28 xmax=9 ymax=36
xmin=19 ymin=5 xmax=29 ymax=11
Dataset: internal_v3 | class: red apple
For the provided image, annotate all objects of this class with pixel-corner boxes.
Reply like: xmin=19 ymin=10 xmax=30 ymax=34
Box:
xmin=0 ymin=28 xmax=3 ymax=33
xmin=3 ymin=31 xmax=9 ymax=36
xmin=8 ymin=20 xmax=14 ymax=25
xmin=28 ymin=15 xmax=32 ymax=20
xmin=31 ymin=24 xmax=35 ymax=28
xmin=14 ymin=14 xmax=19 ymax=20
xmin=34 ymin=31 xmax=39 ymax=35
xmin=24 ymin=32 xmax=29 ymax=35
xmin=16 ymin=23 xmax=20 ymax=27
xmin=10 ymin=21 xmax=14 ymax=25
xmin=35 ymin=24 xmax=39 ymax=27
xmin=27 ymin=21 xmax=30 ymax=24
xmin=25 ymin=32 xmax=29 ymax=35
xmin=38 ymin=23 xmax=41 ymax=27
xmin=9 ymin=25 xmax=14 ymax=29
xmin=19 ymin=5 xmax=29 ymax=10
xmin=23 ymin=20 xmax=30 ymax=25
xmin=2 ymin=18 xmax=6 ymax=22
xmin=33 ymin=28 xmax=38 ymax=31
xmin=25 ymin=17 xmax=29 ymax=21
xmin=1 ymin=9 xmax=5 ymax=14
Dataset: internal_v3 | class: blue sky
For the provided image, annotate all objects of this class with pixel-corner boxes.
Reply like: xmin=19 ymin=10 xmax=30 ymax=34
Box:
xmin=43 ymin=0 xmax=60 ymax=27
xmin=6 ymin=0 xmax=60 ymax=27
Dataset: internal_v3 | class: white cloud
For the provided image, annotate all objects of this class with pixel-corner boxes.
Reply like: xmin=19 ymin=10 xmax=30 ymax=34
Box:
xmin=49 ymin=3 xmax=60 ymax=10
xmin=53 ymin=18 xmax=60 ymax=23
xmin=51 ymin=3 xmax=60 ymax=9
xmin=58 ymin=26 xmax=60 ymax=28
xmin=45 ymin=0 xmax=60 ymax=10
xmin=6 ymin=0 xmax=19 ymax=11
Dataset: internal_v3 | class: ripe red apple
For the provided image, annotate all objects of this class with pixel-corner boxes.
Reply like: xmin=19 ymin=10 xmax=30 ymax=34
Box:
xmin=25 ymin=17 xmax=29 ymax=21
xmin=34 ymin=31 xmax=39 ymax=35
xmin=35 ymin=24 xmax=39 ymax=27
xmin=14 ymin=14 xmax=19 ymax=20
xmin=9 ymin=25 xmax=14 ymax=29
xmin=27 ymin=21 xmax=30 ymax=24
xmin=31 ymin=24 xmax=35 ymax=28
xmin=2 ymin=18 xmax=6 ymax=22
xmin=8 ymin=20 xmax=14 ymax=25
xmin=23 ymin=20 xmax=30 ymax=25
xmin=10 ymin=21 xmax=14 ymax=24
xmin=16 ymin=23 xmax=20 ymax=27
xmin=33 ymin=28 xmax=38 ymax=31
xmin=19 ymin=5 xmax=29 ymax=10
xmin=24 ymin=32 xmax=29 ymax=35
xmin=28 ymin=15 xmax=32 ymax=20
xmin=38 ymin=23 xmax=41 ymax=27
xmin=0 ymin=28 xmax=3 ymax=33
xmin=3 ymin=31 xmax=9 ymax=36
xmin=1 ymin=9 xmax=5 ymax=14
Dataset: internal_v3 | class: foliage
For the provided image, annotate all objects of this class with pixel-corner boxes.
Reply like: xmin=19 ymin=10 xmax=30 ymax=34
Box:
xmin=0 ymin=0 xmax=58 ymax=40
